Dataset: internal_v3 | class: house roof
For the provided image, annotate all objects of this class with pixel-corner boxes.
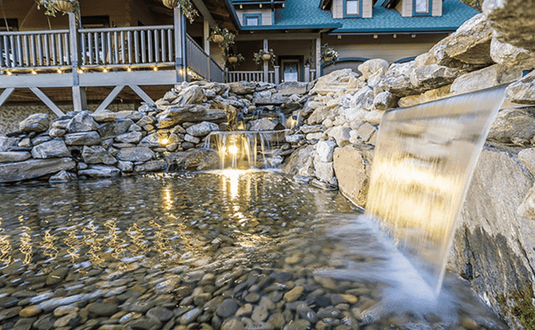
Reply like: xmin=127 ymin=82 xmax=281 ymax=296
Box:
xmin=233 ymin=0 xmax=479 ymax=34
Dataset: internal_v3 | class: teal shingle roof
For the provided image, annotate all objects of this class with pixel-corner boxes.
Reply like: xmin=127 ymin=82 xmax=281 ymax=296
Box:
xmin=236 ymin=0 xmax=479 ymax=33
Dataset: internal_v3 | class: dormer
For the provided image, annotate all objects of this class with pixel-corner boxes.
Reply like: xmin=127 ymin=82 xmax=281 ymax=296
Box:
xmin=232 ymin=0 xmax=285 ymax=27
xmin=382 ymin=0 xmax=442 ymax=17
xmin=320 ymin=0 xmax=374 ymax=19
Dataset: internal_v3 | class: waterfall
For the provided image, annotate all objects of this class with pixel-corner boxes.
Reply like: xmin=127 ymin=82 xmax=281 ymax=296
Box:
xmin=366 ymin=85 xmax=507 ymax=296
xmin=204 ymin=130 xmax=287 ymax=169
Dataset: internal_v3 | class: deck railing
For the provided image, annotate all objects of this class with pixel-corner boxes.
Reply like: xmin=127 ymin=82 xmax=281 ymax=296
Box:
xmin=185 ymin=34 xmax=224 ymax=82
xmin=79 ymin=25 xmax=175 ymax=68
xmin=227 ymin=70 xmax=277 ymax=83
xmin=0 ymin=29 xmax=71 ymax=70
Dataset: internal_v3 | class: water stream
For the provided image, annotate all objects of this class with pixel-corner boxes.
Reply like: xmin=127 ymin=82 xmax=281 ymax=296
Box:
xmin=366 ymin=85 xmax=507 ymax=296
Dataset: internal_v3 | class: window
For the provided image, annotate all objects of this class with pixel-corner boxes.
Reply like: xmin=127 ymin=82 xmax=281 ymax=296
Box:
xmin=81 ymin=16 xmax=110 ymax=28
xmin=345 ymin=0 xmax=360 ymax=16
xmin=243 ymin=14 xmax=261 ymax=26
xmin=414 ymin=0 xmax=431 ymax=15
xmin=0 ymin=19 xmax=18 ymax=31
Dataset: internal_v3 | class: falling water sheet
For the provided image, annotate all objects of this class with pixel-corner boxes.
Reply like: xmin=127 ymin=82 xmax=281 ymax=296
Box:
xmin=366 ymin=85 xmax=507 ymax=296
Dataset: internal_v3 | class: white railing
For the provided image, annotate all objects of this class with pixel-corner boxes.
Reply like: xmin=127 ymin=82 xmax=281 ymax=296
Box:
xmin=227 ymin=71 xmax=277 ymax=83
xmin=310 ymin=69 xmax=317 ymax=81
xmin=185 ymin=34 xmax=224 ymax=82
xmin=0 ymin=30 xmax=71 ymax=70
xmin=79 ymin=25 xmax=175 ymax=68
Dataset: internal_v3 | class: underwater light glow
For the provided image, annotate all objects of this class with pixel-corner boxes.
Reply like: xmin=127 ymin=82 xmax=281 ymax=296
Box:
xmin=228 ymin=145 xmax=238 ymax=155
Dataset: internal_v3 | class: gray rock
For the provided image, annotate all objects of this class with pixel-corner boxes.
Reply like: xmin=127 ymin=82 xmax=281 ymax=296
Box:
xmin=216 ymin=299 xmax=239 ymax=318
xmin=184 ymin=134 xmax=200 ymax=144
xmin=134 ymin=159 xmax=167 ymax=172
xmin=82 ymin=146 xmax=117 ymax=165
xmin=156 ymin=105 xmax=227 ymax=129
xmin=64 ymin=132 xmax=101 ymax=146
xmin=483 ymin=0 xmax=535 ymax=52
xmin=98 ymin=119 xmax=134 ymax=138
xmin=429 ymin=13 xmax=494 ymax=66
xmin=373 ymin=91 xmax=397 ymax=110
xmin=409 ymin=64 xmax=462 ymax=90
xmin=490 ymin=37 xmax=535 ymax=69
xmin=249 ymin=118 xmax=278 ymax=131
xmin=91 ymin=110 xmax=117 ymax=122
xmin=333 ymin=145 xmax=374 ymax=208
xmin=277 ymin=82 xmax=309 ymax=96
xmin=313 ymin=158 xmax=336 ymax=185
xmin=115 ymin=132 xmax=143 ymax=144
xmin=166 ymin=149 xmax=219 ymax=171
xmin=49 ymin=128 xmax=66 ymax=137
xmin=31 ymin=139 xmax=71 ymax=159
xmin=283 ymin=145 xmax=316 ymax=177
xmin=127 ymin=318 xmax=162 ymax=330
xmin=78 ymin=165 xmax=121 ymax=178
xmin=315 ymin=140 xmax=337 ymax=162
xmin=0 ymin=136 xmax=20 ymax=152
xmin=518 ymin=148 xmax=535 ymax=176
xmin=186 ymin=121 xmax=219 ymax=137
xmin=488 ymin=107 xmax=535 ymax=145
xmin=254 ymin=93 xmax=291 ymax=105
xmin=222 ymin=318 xmax=244 ymax=330
xmin=117 ymin=160 xmax=134 ymax=172
xmin=379 ymin=74 xmax=421 ymax=97
xmin=0 ymin=151 xmax=31 ymax=163
xmin=116 ymin=147 xmax=155 ymax=162
xmin=174 ymin=86 xmax=205 ymax=105
xmin=451 ymin=64 xmax=524 ymax=95
xmin=307 ymin=106 xmax=336 ymax=125
xmin=350 ymin=86 xmax=375 ymax=110
xmin=326 ymin=126 xmax=351 ymax=147
xmin=32 ymin=135 xmax=52 ymax=146
xmin=285 ymin=134 xmax=303 ymax=143
xmin=146 ymin=306 xmax=174 ymax=322
xmin=386 ymin=61 xmax=415 ymax=76
xmin=140 ymin=131 xmax=170 ymax=148
xmin=49 ymin=170 xmax=77 ymax=183
xmin=87 ymin=302 xmax=118 ymax=316
xmin=358 ymin=58 xmax=389 ymax=81
xmin=357 ymin=122 xmax=377 ymax=142
xmin=180 ymin=307 xmax=202 ymax=324
xmin=116 ymin=110 xmax=143 ymax=121
xmin=66 ymin=111 xmax=99 ymax=133
xmin=19 ymin=113 xmax=50 ymax=133
xmin=505 ymin=73 xmax=535 ymax=104
xmin=229 ymin=81 xmax=256 ymax=95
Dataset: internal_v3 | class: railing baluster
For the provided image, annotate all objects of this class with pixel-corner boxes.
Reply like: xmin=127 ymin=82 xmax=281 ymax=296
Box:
xmin=50 ymin=34 xmax=56 ymax=66
xmin=94 ymin=32 xmax=99 ymax=64
xmin=16 ymin=35 xmax=23 ymax=67
xmin=127 ymin=31 xmax=132 ymax=64
xmin=106 ymin=31 xmax=112 ymax=64
xmin=80 ymin=32 xmax=86 ymax=65
xmin=140 ymin=30 xmax=146 ymax=63
xmin=57 ymin=33 xmax=63 ymax=66
xmin=168 ymin=29 xmax=172 ymax=63
xmin=147 ymin=30 xmax=153 ymax=63
xmin=113 ymin=31 xmax=119 ymax=64
xmin=88 ymin=32 xmax=93 ymax=65
xmin=37 ymin=34 xmax=43 ymax=67
xmin=120 ymin=31 xmax=125 ymax=64
xmin=0 ymin=36 xmax=5 ymax=68
xmin=43 ymin=33 xmax=50 ymax=66
xmin=154 ymin=30 xmax=159 ymax=63
xmin=160 ymin=29 xmax=165 ymax=62
xmin=134 ymin=30 xmax=139 ymax=64
xmin=22 ymin=35 xmax=28 ymax=67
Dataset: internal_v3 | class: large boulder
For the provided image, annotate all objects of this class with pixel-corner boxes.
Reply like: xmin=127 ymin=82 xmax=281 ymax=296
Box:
xmin=19 ymin=113 xmax=50 ymax=133
xmin=378 ymin=74 xmax=421 ymax=97
xmin=134 ymin=159 xmax=167 ymax=173
xmin=228 ymin=81 xmax=256 ymax=95
xmin=248 ymin=118 xmax=278 ymax=131
xmin=452 ymin=147 xmax=535 ymax=330
xmin=0 ymin=158 xmax=76 ymax=183
xmin=78 ymin=165 xmax=120 ymax=178
xmin=450 ymin=64 xmax=523 ymax=95
xmin=66 ymin=111 xmax=99 ymax=133
xmin=487 ymin=107 xmax=535 ymax=145
xmin=325 ymin=127 xmax=351 ymax=147
xmin=82 ymin=146 xmax=117 ymax=165
xmin=166 ymin=149 xmax=219 ymax=171
xmin=490 ymin=37 xmax=535 ymax=69
xmin=98 ymin=119 xmax=134 ymax=138
xmin=0 ymin=137 xmax=20 ymax=152
xmin=333 ymin=145 xmax=374 ymax=208
xmin=140 ymin=131 xmax=170 ymax=148
xmin=310 ymin=69 xmax=365 ymax=95
xmin=277 ymin=82 xmax=309 ymax=96
xmin=315 ymin=140 xmax=337 ymax=162
xmin=173 ymin=86 xmax=205 ymax=105
xmin=409 ymin=65 xmax=462 ymax=90
xmin=398 ymin=85 xmax=452 ymax=108
xmin=115 ymin=132 xmax=143 ymax=144
xmin=64 ymin=132 xmax=101 ymax=146
xmin=429 ymin=13 xmax=494 ymax=66
xmin=31 ymin=139 xmax=70 ymax=159
xmin=483 ymin=0 xmax=535 ymax=52
xmin=116 ymin=147 xmax=155 ymax=162
xmin=156 ymin=105 xmax=227 ymax=129
xmin=358 ymin=59 xmax=389 ymax=81
xmin=282 ymin=145 xmax=316 ymax=177
xmin=349 ymin=86 xmax=374 ymax=110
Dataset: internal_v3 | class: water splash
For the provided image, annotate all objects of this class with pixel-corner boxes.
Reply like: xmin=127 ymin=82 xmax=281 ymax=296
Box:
xmin=366 ymin=85 xmax=507 ymax=296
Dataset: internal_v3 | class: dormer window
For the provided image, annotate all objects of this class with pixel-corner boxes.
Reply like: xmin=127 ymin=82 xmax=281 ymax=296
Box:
xmin=244 ymin=13 xmax=261 ymax=26
xmin=345 ymin=0 xmax=361 ymax=17
xmin=414 ymin=0 xmax=431 ymax=15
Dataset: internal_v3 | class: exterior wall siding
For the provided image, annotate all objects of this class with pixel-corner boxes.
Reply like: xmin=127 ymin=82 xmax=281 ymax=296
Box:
xmin=432 ymin=0 xmax=442 ymax=16
xmin=235 ymin=9 xmax=273 ymax=26
xmin=332 ymin=0 xmax=344 ymax=19
xmin=363 ymin=0 xmax=373 ymax=18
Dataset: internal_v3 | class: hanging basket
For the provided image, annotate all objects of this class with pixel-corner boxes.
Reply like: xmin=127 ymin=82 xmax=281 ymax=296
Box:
xmin=212 ymin=34 xmax=224 ymax=43
xmin=228 ymin=56 xmax=238 ymax=64
xmin=54 ymin=0 xmax=73 ymax=12
xmin=261 ymin=54 xmax=272 ymax=61
xmin=162 ymin=0 xmax=179 ymax=9
xmin=323 ymin=56 xmax=333 ymax=62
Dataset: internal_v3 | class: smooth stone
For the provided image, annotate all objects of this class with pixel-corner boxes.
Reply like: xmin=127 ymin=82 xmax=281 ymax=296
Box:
xmin=53 ymin=312 xmax=77 ymax=327
xmin=216 ymin=298 xmax=239 ymax=318
xmin=12 ymin=317 xmax=36 ymax=330
xmin=46 ymin=267 xmax=68 ymax=286
xmin=0 ymin=306 xmax=22 ymax=321
xmin=180 ymin=307 xmax=202 ymax=324
xmin=146 ymin=306 xmax=174 ymax=322
xmin=283 ymin=286 xmax=304 ymax=302
xmin=251 ymin=306 xmax=269 ymax=322
xmin=19 ymin=305 xmax=42 ymax=317
xmin=283 ymin=320 xmax=310 ymax=330
xmin=0 ymin=151 xmax=31 ymax=163
xmin=221 ymin=318 xmax=244 ymax=330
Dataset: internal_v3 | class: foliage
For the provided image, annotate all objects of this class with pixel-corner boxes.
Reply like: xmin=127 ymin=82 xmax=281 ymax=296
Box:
xmin=460 ymin=0 xmax=483 ymax=12
xmin=176 ymin=0 xmax=199 ymax=24
xmin=224 ymin=53 xmax=245 ymax=68
xmin=36 ymin=0 xmax=80 ymax=20
xmin=253 ymin=49 xmax=276 ymax=66
xmin=321 ymin=43 xmax=338 ymax=62
xmin=207 ymin=26 xmax=236 ymax=52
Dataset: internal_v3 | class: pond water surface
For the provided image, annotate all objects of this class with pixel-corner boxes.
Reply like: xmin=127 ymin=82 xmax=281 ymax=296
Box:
xmin=0 ymin=171 xmax=507 ymax=330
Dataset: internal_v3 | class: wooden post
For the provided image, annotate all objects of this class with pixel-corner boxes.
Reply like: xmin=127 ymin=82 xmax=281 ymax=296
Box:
xmin=304 ymin=64 xmax=310 ymax=83
xmin=316 ymin=37 xmax=321 ymax=79
xmin=174 ymin=6 xmax=186 ymax=82
xmin=70 ymin=12 xmax=86 ymax=111
xmin=274 ymin=66 xmax=280 ymax=84
xmin=263 ymin=39 xmax=268 ymax=83
xmin=204 ymin=18 xmax=211 ymax=81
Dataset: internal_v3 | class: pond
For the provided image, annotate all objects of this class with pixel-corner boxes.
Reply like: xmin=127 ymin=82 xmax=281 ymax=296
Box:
xmin=0 ymin=171 xmax=507 ymax=330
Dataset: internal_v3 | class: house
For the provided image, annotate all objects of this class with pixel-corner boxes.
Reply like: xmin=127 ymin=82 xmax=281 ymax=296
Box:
xmin=0 ymin=0 xmax=478 ymax=132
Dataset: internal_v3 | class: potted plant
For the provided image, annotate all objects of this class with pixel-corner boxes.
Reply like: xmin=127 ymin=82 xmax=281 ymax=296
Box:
xmin=226 ymin=54 xmax=244 ymax=65
xmin=37 ymin=0 xmax=79 ymax=17
xmin=321 ymin=43 xmax=338 ymax=62
xmin=161 ymin=0 xmax=198 ymax=23
xmin=253 ymin=49 xmax=276 ymax=66
xmin=207 ymin=26 xmax=235 ymax=48
xmin=54 ymin=0 xmax=73 ymax=12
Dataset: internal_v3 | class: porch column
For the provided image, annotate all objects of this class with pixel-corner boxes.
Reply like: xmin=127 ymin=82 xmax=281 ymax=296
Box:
xmin=263 ymin=39 xmax=268 ymax=83
xmin=174 ymin=6 xmax=186 ymax=82
xmin=316 ymin=37 xmax=321 ymax=78
xmin=204 ymin=18 xmax=211 ymax=80
xmin=69 ymin=12 xmax=87 ymax=111
xmin=304 ymin=64 xmax=310 ymax=83
xmin=274 ymin=66 xmax=280 ymax=84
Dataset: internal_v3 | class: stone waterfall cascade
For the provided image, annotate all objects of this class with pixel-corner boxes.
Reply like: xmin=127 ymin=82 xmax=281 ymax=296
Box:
xmin=366 ymin=85 xmax=507 ymax=296
xmin=204 ymin=130 xmax=288 ymax=169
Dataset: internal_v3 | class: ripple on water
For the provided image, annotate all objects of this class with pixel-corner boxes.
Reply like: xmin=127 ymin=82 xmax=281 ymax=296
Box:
xmin=0 ymin=171 xmax=507 ymax=330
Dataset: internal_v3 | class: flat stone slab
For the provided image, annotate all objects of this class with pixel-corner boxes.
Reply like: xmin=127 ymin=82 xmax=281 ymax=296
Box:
xmin=0 ymin=158 xmax=76 ymax=183
xmin=0 ymin=152 xmax=31 ymax=163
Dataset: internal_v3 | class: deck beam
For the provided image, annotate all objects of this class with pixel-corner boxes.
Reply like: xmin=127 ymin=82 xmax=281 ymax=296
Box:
xmin=0 ymin=88 xmax=15 ymax=108
xmin=29 ymin=87 xmax=65 ymax=117
xmin=129 ymin=85 xmax=154 ymax=106
xmin=96 ymin=85 xmax=125 ymax=112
